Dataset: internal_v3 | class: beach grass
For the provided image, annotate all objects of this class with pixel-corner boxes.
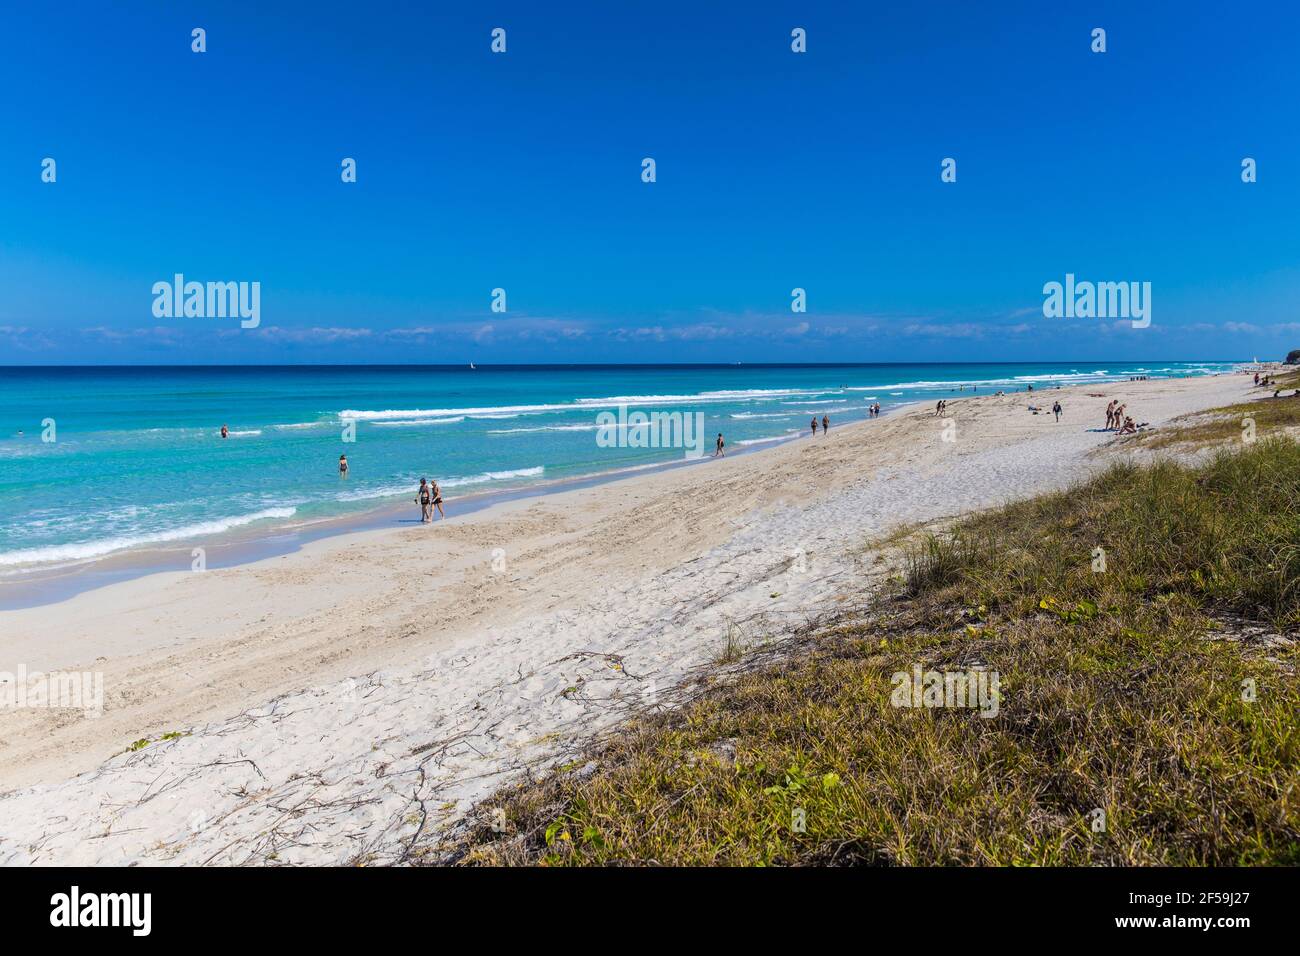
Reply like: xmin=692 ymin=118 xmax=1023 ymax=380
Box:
xmin=1134 ymin=369 xmax=1300 ymax=449
xmin=445 ymin=437 xmax=1300 ymax=866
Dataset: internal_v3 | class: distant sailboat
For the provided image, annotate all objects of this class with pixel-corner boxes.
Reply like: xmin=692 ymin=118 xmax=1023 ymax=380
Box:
xmin=469 ymin=362 xmax=476 ymax=369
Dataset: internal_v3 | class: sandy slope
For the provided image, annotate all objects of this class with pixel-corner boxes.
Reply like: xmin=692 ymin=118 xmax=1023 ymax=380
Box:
xmin=0 ymin=372 xmax=1258 ymax=864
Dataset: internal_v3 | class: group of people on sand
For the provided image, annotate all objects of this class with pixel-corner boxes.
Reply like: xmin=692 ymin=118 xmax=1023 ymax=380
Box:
xmin=1252 ymin=371 xmax=1300 ymax=398
xmin=811 ymin=414 xmax=830 ymax=436
xmin=1105 ymin=399 xmax=1138 ymax=435
xmin=933 ymin=400 xmax=949 ymax=417
xmin=416 ymin=477 xmax=445 ymax=522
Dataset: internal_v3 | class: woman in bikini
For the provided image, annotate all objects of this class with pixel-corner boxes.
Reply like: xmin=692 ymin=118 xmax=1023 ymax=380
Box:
xmin=417 ymin=478 xmax=432 ymax=523
xmin=429 ymin=478 xmax=445 ymax=520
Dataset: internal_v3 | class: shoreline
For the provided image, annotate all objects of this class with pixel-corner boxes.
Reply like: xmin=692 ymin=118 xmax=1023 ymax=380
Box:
xmin=0 ymin=364 xmax=1243 ymax=609
xmin=0 ymin=371 xmax=1265 ymax=864
xmin=0 ymin=413 xmax=843 ymax=611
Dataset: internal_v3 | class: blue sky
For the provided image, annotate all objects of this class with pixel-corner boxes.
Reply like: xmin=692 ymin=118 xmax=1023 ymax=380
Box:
xmin=1 ymin=0 xmax=1297 ymax=364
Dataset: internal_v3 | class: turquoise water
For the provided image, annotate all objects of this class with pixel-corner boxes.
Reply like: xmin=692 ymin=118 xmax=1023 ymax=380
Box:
xmin=0 ymin=362 xmax=1236 ymax=573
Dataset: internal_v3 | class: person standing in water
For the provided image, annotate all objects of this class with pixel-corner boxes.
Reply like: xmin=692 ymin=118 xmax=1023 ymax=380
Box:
xmin=713 ymin=433 xmax=725 ymax=457
xmin=810 ymin=416 xmax=818 ymax=437
xmin=339 ymin=454 xmax=349 ymax=478
xmin=821 ymin=414 xmax=829 ymax=434
xmin=220 ymin=424 xmax=228 ymax=439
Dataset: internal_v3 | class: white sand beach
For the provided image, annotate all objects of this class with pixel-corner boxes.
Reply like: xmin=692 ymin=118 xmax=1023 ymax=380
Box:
xmin=0 ymin=372 xmax=1262 ymax=865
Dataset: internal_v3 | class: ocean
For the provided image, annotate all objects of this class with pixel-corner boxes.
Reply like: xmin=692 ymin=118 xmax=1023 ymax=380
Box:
xmin=0 ymin=362 xmax=1237 ymax=578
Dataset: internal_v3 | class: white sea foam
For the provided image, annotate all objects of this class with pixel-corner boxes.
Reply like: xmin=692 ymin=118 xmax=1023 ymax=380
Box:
xmin=487 ymin=422 xmax=654 ymax=435
xmin=341 ymin=404 xmax=574 ymax=420
xmin=573 ymin=389 xmax=813 ymax=406
xmin=339 ymin=388 xmax=818 ymax=422
xmin=0 ymin=507 xmax=298 ymax=568
xmin=371 ymin=417 xmax=465 ymax=427
xmin=444 ymin=466 xmax=545 ymax=487
xmin=488 ymin=424 xmax=598 ymax=434
xmin=334 ymin=467 xmax=548 ymax=502
xmin=736 ymin=434 xmax=796 ymax=446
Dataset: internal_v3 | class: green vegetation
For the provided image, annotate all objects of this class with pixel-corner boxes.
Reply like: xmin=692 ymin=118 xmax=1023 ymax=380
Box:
xmin=1137 ymin=370 xmax=1300 ymax=449
xmin=123 ymin=730 xmax=189 ymax=754
xmin=445 ymin=440 xmax=1300 ymax=866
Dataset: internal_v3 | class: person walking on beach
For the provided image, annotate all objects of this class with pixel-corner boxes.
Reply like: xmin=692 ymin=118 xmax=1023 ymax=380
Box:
xmin=810 ymin=416 xmax=818 ymax=437
xmin=429 ymin=478 xmax=445 ymax=519
xmin=338 ymin=454 xmax=349 ymax=478
xmin=417 ymin=478 xmax=432 ymax=523
xmin=821 ymin=414 xmax=829 ymax=434
xmin=714 ymin=433 xmax=725 ymax=457
xmin=1052 ymin=400 xmax=1062 ymax=422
